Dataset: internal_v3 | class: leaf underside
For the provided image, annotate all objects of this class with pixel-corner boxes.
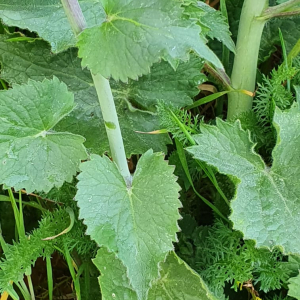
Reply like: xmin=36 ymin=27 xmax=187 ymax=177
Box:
xmin=187 ymin=103 xmax=300 ymax=254
xmin=76 ymin=150 xmax=181 ymax=299
xmin=0 ymin=77 xmax=87 ymax=193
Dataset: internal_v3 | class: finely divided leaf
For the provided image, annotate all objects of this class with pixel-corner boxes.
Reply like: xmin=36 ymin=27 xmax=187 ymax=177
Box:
xmin=76 ymin=150 xmax=181 ymax=299
xmin=0 ymin=0 xmax=106 ymax=53
xmin=93 ymin=249 xmax=217 ymax=300
xmin=187 ymin=104 xmax=300 ymax=254
xmin=77 ymin=0 xmax=222 ymax=81
xmin=0 ymin=77 xmax=87 ymax=193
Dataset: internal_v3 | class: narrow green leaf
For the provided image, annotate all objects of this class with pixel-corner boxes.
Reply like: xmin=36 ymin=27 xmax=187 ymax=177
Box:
xmin=187 ymin=103 xmax=300 ymax=254
xmin=0 ymin=0 xmax=106 ymax=53
xmin=0 ymin=77 xmax=87 ymax=193
xmin=93 ymin=248 xmax=218 ymax=300
xmin=76 ymin=150 xmax=181 ymax=299
xmin=77 ymin=0 xmax=223 ymax=81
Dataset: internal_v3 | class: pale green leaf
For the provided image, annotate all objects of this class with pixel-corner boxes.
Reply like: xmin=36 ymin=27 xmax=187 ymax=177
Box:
xmin=0 ymin=0 xmax=106 ymax=53
xmin=183 ymin=1 xmax=235 ymax=53
xmin=0 ymin=77 xmax=87 ymax=193
xmin=76 ymin=150 xmax=181 ymax=299
xmin=187 ymin=103 xmax=300 ymax=254
xmin=93 ymin=248 xmax=138 ymax=300
xmin=77 ymin=0 xmax=222 ymax=81
xmin=288 ymin=271 xmax=300 ymax=299
xmin=93 ymin=248 xmax=218 ymax=300
xmin=148 ymin=252 xmax=218 ymax=300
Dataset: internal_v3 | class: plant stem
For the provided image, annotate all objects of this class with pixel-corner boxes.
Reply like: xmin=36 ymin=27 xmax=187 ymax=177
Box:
xmin=26 ymin=275 xmax=35 ymax=300
xmin=18 ymin=281 xmax=31 ymax=300
xmin=46 ymin=255 xmax=53 ymax=300
xmin=8 ymin=188 xmax=20 ymax=239
xmin=63 ymin=242 xmax=81 ymax=300
xmin=92 ymin=74 xmax=132 ymax=184
xmin=60 ymin=0 xmax=131 ymax=185
xmin=261 ymin=0 xmax=300 ymax=19
xmin=227 ymin=0 xmax=268 ymax=119
xmin=60 ymin=0 xmax=86 ymax=35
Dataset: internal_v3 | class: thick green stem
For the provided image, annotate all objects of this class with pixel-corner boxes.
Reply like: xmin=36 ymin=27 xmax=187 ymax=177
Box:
xmin=60 ymin=0 xmax=131 ymax=185
xmin=227 ymin=0 xmax=268 ymax=119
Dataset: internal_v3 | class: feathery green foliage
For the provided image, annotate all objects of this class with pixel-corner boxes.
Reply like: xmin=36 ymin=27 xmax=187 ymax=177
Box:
xmin=178 ymin=220 xmax=290 ymax=295
xmin=0 ymin=209 xmax=70 ymax=293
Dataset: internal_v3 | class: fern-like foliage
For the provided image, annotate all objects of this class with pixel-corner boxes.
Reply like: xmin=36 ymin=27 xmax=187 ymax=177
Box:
xmin=38 ymin=182 xmax=97 ymax=257
xmin=252 ymin=64 xmax=296 ymax=152
xmin=254 ymin=64 xmax=295 ymax=127
xmin=177 ymin=219 xmax=290 ymax=296
xmin=157 ymin=101 xmax=201 ymax=146
xmin=0 ymin=209 xmax=70 ymax=293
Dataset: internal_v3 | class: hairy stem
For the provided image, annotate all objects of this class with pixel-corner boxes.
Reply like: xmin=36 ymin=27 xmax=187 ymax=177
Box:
xmin=60 ymin=0 xmax=131 ymax=185
xmin=227 ymin=0 xmax=268 ymax=119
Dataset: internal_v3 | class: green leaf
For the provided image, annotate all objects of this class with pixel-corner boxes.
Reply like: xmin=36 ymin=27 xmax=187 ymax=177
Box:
xmin=0 ymin=0 xmax=106 ymax=53
xmin=93 ymin=248 xmax=138 ymax=300
xmin=148 ymin=252 xmax=218 ymax=300
xmin=183 ymin=1 xmax=235 ymax=53
xmin=56 ymin=100 xmax=171 ymax=157
xmin=113 ymin=56 xmax=206 ymax=110
xmin=76 ymin=150 xmax=181 ymax=299
xmin=0 ymin=77 xmax=87 ymax=193
xmin=93 ymin=248 xmax=218 ymax=300
xmin=77 ymin=0 xmax=222 ymax=81
xmin=260 ymin=17 xmax=300 ymax=62
xmin=187 ymin=103 xmax=300 ymax=254
xmin=0 ymin=37 xmax=210 ymax=155
xmin=288 ymin=271 xmax=300 ymax=299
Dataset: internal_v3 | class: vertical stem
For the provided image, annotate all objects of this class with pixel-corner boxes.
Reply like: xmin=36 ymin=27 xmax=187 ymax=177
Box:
xmin=227 ymin=0 xmax=268 ymax=119
xmin=8 ymin=189 xmax=20 ymax=239
xmin=60 ymin=0 xmax=131 ymax=185
xmin=92 ymin=74 xmax=131 ymax=184
xmin=46 ymin=255 xmax=53 ymax=300
xmin=26 ymin=275 xmax=35 ymax=300
xmin=63 ymin=242 xmax=81 ymax=300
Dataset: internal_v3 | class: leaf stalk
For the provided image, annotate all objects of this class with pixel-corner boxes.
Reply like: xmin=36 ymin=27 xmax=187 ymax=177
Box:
xmin=60 ymin=0 xmax=131 ymax=185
